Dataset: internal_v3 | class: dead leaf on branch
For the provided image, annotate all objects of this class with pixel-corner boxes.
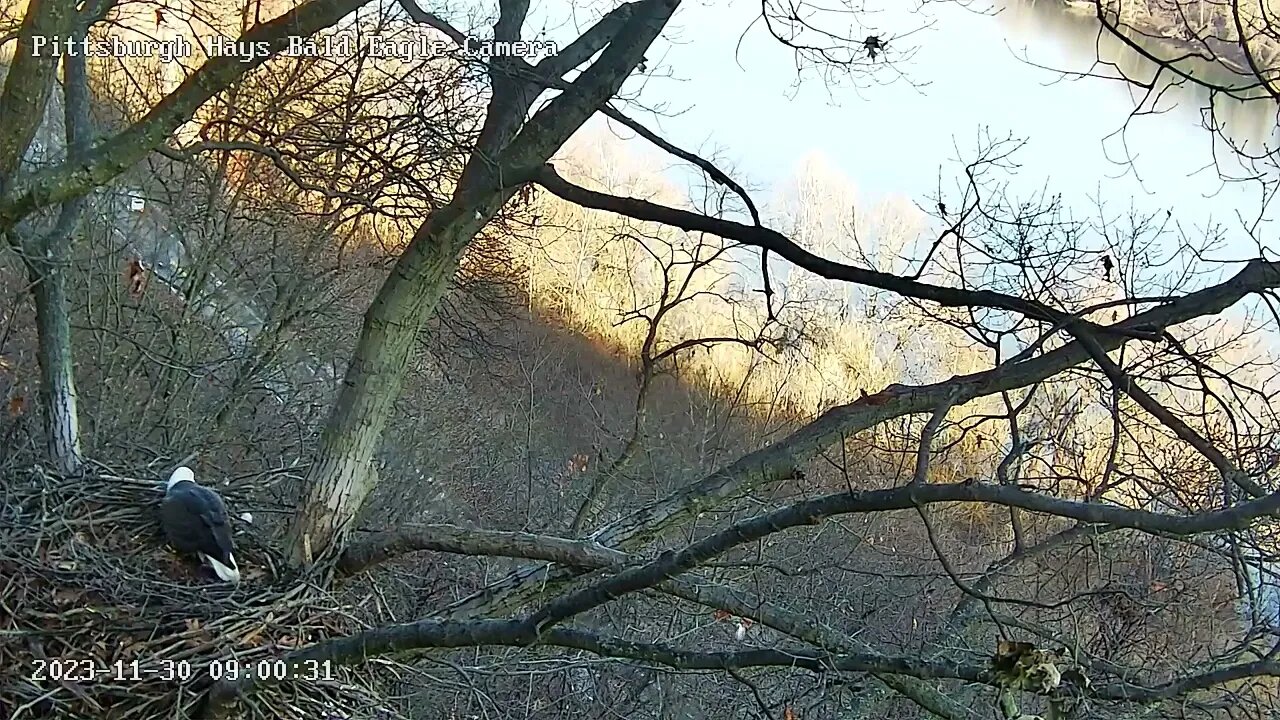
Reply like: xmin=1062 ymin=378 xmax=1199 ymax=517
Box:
xmin=991 ymin=639 xmax=1073 ymax=694
xmin=124 ymin=257 xmax=147 ymax=300
xmin=994 ymin=640 xmax=1035 ymax=661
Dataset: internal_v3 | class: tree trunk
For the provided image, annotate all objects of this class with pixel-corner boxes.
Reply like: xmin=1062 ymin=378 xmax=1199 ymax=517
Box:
xmin=284 ymin=0 xmax=680 ymax=566
xmin=0 ymin=0 xmax=77 ymax=474
xmin=0 ymin=0 xmax=72 ymax=184
xmin=19 ymin=34 xmax=91 ymax=475
xmin=283 ymin=196 xmax=508 ymax=565
xmin=26 ymin=252 xmax=82 ymax=473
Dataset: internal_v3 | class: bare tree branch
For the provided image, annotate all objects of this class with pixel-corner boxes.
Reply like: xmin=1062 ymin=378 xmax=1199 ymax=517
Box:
xmin=446 ymin=258 xmax=1280 ymax=620
xmin=912 ymin=390 xmax=958 ymax=485
xmin=201 ymin=602 xmax=1280 ymax=713
xmin=1073 ymin=326 xmax=1265 ymax=498
xmin=533 ymin=163 xmax=1160 ymax=336
xmin=0 ymin=0 xmax=376 ymax=227
xmin=338 ymin=524 xmax=627 ymax=575
xmin=0 ymin=0 xmax=73 ymax=186
xmin=527 ymin=478 xmax=1280 ymax=639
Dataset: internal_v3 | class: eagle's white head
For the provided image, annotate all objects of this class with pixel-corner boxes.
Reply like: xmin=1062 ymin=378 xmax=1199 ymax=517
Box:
xmin=166 ymin=466 xmax=195 ymax=491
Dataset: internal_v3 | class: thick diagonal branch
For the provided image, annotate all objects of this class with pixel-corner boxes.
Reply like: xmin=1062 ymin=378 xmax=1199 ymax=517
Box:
xmin=201 ymin=599 xmax=1280 ymax=714
xmin=533 ymin=164 xmax=1160 ymax=335
xmin=0 ymin=0 xmax=74 ymax=187
xmin=339 ymin=522 xmax=968 ymax=717
xmin=282 ymin=0 xmax=682 ymax=564
xmin=445 ymin=259 xmax=1280 ymax=620
xmin=526 ymin=479 xmax=1280 ymax=636
xmin=0 ymin=0 xmax=374 ymax=228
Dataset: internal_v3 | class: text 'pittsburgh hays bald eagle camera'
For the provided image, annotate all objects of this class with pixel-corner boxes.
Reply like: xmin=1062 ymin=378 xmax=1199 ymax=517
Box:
xmin=159 ymin=467 xmax=241 ymax=584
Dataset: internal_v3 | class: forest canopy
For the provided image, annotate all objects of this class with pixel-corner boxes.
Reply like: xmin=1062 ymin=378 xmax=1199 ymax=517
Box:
xmin=2 ymin=0 xmax=1280 ymax=719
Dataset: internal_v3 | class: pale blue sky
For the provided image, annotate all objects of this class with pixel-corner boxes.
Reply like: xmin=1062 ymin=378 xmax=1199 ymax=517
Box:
xmin=523 ymin=0 xmax=1278 ymax=259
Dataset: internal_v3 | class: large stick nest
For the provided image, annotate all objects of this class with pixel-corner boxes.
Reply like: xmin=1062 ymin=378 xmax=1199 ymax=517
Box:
xmin=0 ymin=464 xmax=401 ymax=720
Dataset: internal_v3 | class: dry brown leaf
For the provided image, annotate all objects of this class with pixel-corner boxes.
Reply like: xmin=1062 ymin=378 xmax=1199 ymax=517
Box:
xmin=241 ymin=627 xmax=265 ymax=647
xmin=124 ymin=257 xmax=147 ymax=300
xmin=8 ymin=395 xmax=26 ymax=416
xmin=783 ymin=708 xmax=797 ymax=720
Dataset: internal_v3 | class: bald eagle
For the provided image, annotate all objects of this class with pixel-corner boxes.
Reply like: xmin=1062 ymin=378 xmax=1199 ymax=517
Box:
xmin=159 ymin=467 xmax=241 ymax=584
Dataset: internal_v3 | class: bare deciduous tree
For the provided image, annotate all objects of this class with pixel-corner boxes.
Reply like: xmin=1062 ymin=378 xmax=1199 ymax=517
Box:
xmin=8 ymin=0 xmax=1280 ymax=719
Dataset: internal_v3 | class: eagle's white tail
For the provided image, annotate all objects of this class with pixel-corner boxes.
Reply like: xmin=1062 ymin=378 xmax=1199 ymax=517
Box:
xmin=200 ymin=552 xmax=241 ymax=584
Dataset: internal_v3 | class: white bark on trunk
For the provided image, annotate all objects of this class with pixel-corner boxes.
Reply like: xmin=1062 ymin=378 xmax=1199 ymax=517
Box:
xmin=17 ymin=39 xmax=90 ymax=475
xmin=28 ymin=255 xmax=83 ymax=473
